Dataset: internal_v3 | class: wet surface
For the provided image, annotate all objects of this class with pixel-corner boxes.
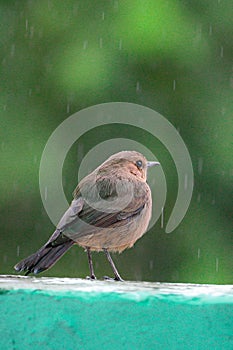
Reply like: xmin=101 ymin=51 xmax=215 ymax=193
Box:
xmin=1 ymin=275 xmax=233 ymax=303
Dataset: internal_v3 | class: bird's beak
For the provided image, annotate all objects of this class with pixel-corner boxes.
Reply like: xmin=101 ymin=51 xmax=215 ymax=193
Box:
xmin=147 ymin=161 xmax=160 ymax=168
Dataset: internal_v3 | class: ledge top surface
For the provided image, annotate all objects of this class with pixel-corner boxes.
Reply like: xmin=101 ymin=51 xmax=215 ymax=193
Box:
xmin=1 ymin=275 xmax=233 ymax=304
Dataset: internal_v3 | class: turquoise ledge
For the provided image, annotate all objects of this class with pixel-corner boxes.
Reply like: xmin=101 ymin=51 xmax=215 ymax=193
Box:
xmin=0 ymin=275 xmax=233 ymax=350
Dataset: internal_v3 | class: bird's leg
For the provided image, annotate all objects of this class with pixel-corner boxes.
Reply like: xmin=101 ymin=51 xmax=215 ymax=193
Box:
xmin=86 ymin=247 xmax=96 ymax=280
xmin=103 ymin=248 xmax=124 ymax=281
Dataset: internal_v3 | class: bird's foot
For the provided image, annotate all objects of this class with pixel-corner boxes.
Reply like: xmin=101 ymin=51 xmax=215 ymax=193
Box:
xmin=86 ymin=275 xmax=97 ymax=280
xmin=103 ymin=275 xmax=124 ymax=282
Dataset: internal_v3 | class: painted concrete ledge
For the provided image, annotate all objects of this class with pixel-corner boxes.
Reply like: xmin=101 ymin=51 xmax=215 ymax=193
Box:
xmin=0 ymin=275 xmax=233 ymax=350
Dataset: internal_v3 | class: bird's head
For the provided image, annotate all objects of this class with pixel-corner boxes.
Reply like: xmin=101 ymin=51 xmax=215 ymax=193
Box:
xmin=100 ymin=151 xmax=160 ymax=181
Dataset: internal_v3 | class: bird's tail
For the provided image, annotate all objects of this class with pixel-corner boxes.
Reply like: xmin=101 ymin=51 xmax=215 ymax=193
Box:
xmin=14 ymin=231 xmax=74 ymax=275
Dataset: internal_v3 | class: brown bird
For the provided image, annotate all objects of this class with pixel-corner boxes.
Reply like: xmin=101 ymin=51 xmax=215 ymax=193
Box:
xmin=14 ymin=151 xmax=159 ymax=281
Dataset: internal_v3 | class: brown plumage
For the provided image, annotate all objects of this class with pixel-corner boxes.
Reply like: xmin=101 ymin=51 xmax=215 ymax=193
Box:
xmin=14 ymin=151 xmax=159 ymax=281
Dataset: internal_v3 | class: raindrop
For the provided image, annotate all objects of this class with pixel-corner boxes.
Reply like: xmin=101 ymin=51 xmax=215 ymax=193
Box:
xmin=10 ymin=44 xmax=15 ymax=57
xmin=198 ymin=157 xmax=203 ymax=175
xmin=230 ymin=76 xmax=233 ymax=89
xmin=99 ymin=38 xmax=103 ymax=48
xmin=114 ymin=1 xmax=119 ymax=10
xmin=38 ymin=29 xmax=44 ymax=39
xmin=220 ymin=46 xmax=224 ymax=58
xmin=136 ymin=81 xmax=140 ymax=92
xmin=73 ymin=3 xmax=79 ymax=15
xmin=173 ymin=80 xmax=176 ymax=91
xmin=197 ymin=248 xmax=201 ymax=259
xmin=67 ymin=103 xmax=70 ymax=114
xmin=3 ymin=255 xmax=7 ymax=263
xmin=184 ymin=174 xmax=188 ymax=190
xmin=29 ymin=26 xmax=34 ymax=39
xmin=33 ymin=155 xmax=37 ymax=164
xmin=17 ymin=245 xmax=20 ymax=257
xmin=45 ymin=186 xmax=48 ymax=201
xmin=149 ymin=260 xmax=154 ymax=270
xmin=195 ymin=24 xmax=202 ymax=42
xmin=119 ymin=39 xmax=122 ymax=50
xmin=83 ymin=40 xmax=88 ymax=50
xmin=77 ymin=143 xmax=84 ymax=163
xmin=161 ymin=207 xmax=164 ymax=229
xmin=25 ymin=19 xmax=28 ymax=31
xmin=47 ymin=0 xmax=52 ymax=10
xmin=209 ymin=25 xmax=212 ymax=36
xmin=215 ymin=257 xmax=219 ymax=272
xmin=102 ymin=12 xmax=105 ymax=20
xmin=197 ymin=193 xmax=201 ymax=202
xmin=211 ymin=198 xmax=216 ymax=205
xmin=221 ymin=107 xmax=226 ymax=115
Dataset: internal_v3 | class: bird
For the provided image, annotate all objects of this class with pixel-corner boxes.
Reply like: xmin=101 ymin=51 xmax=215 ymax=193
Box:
xmin=14 ymin=150 xmax=160 ymax=281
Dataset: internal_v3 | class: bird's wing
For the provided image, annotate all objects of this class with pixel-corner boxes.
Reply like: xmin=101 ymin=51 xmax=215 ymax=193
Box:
xmin=57 ymin=175 xmax=149 ymax=241
xmin=56 ymin=197 xmax=85 ymax=231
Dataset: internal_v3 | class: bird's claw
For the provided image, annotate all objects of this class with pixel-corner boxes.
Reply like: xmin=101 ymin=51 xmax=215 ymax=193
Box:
xmin=103 ymin=275 xmax=124 ymax=282
xmin=86 ymin=275 xmax=97 ymax=280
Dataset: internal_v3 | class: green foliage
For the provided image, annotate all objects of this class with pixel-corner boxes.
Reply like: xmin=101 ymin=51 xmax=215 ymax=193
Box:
xmin=0 ymin=0 xmax=232 ymax=283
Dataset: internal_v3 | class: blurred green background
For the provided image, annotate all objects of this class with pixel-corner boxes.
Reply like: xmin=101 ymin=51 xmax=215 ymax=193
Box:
xmin=1 ymin=0 xmax=232 ymax=283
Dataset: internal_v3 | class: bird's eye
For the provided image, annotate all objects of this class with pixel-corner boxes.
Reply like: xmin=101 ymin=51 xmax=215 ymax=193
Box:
xmin=136 ymin=160 xmax=143 ymax=168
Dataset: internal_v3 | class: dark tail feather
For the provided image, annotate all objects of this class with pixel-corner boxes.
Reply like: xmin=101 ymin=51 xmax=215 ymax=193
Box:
xmin=14 ymin=235 xmax=74 ymax=275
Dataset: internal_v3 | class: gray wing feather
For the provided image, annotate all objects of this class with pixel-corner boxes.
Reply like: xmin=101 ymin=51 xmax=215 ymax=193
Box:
xmin=57 ymin=198 xmax=84 ymax=231
xmin=56 ymin=176 xmax=148 ymax=242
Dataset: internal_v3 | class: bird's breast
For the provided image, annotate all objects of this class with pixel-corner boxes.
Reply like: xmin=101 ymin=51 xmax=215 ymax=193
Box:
xmin=73 ymin=192 xmax=152 ymax=252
